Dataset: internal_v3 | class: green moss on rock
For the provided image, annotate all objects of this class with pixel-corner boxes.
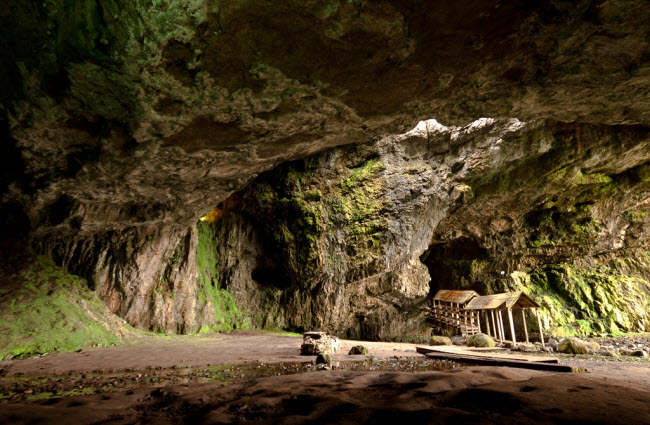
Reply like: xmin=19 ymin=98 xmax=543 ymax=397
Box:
xmin=558 ymin=337 xmax=589 ymax=354
xmin=466 ymin=333 xmax=495 ymax=347
xmin=0 ymin=255 xmax=125 ymax=360
xmin=429 ymin=335 xmax=452 ymax=346
xmin=196 ymin=221 xmax=250 ymax=332
xmin=510 ymin=256 xmax=650 ymax=338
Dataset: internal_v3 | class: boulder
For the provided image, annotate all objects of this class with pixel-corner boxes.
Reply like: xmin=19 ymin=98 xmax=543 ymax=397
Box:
xmin=518 ymin=345 xmax=539 ymax=353
xmin=585 ymin=341 xmax=600 ymax=354
xmin=316 ymin=353 xmax=332 ymax=366
xmin=348 ymin=345 xmax=369 ymax=355
xmin=429 ymin=336 xmax=452 ymax=346
xmin=558 ymin=337 xmax=589 ymax=355
xmin=450 ymin=336 xmax=467 ymax=346
xmin=301 ymin=332 xmax=340 ymax=355
xmin=630 ymin=350 xmax=648 ymax=358
xmin=466 ymin=333 xmax=495 ymax=348
xmin=597 ymin=348 xmax=618 ymax=357
xmin=546 ymin=338 xmax=560 ymax=352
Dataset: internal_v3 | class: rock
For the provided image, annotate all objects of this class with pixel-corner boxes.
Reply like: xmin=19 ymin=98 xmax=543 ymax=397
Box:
xmin=558 ymin=337 xmax=589 ymax=355
xmin=585 ymin=341 xmax=600 ymax=354
xmin=429 ymin=336 xmax=452 ymax=346
xmin=0 ymin=0 xmax=649 ymax=353
xmin=519 ymin=345 xmax=539 ymax=353
xmin=466 ymin=333 xmax=495 ymax=348
xmin=301 ymin=333 xmax=340 ymax=355
xmin=630 ymin=350 xmax=648 ymax=358
xmin=348 ymin=345 xmax=369 ymax=355
xmin=316 ymin=353 xmax=332 ymax=366
xmin=450 ymin=336 xmax=467 ymax=346
xmin=598 ymin=349 xmax=618 ymax=357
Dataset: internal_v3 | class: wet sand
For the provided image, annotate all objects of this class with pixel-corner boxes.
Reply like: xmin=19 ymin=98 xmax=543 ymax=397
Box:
xmin=1 ymin=331 xmax=649 ymax=424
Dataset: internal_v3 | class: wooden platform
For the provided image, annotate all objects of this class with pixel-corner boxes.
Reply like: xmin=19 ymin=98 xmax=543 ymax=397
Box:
xmin=417 ymin=345 xmax=576 ymax=373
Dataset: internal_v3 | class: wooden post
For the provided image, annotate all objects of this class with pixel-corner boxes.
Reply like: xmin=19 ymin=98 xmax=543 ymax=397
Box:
xmin=535 ymin=308 xmax=545 ymax=346
xmin=521 ymin=309 xmax=529 ymax=344
xmin=495 ymin=310 xmax=502 ymax=342
xmin=476 ymin=311 xmax=481 ymax=335
xmin=463 ymin=305 xmax=468 ymax=335
xmin=490 ymin=310 xmax=498 ymax=341
xmin=498 ymin=310 xmax=506 ymax=342
xmin=507 ymin=309 xmax=517 ymax=345
xmin=484 ymin=311 xmax=491 ymax=336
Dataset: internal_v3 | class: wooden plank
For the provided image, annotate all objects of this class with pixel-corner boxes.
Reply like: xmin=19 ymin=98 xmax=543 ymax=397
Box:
xmin=417 ymin=349 xmax=574 ymax=373
xmin=465 ymin=291 xmax=541 ymax=310
xmin=433 ymin=289 xmax=479 ymax=304
xmin=416 ymin=345 xmax=558 ymax=363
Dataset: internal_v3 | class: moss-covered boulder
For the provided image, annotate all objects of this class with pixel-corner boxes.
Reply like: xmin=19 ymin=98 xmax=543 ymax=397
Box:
xmin=466 ymin=333 xmax=495 ymax=348
xmin=429 ymin=335 xmax=452 ymax=346
xmin=348 ymin=345 xmax=369 ymax=355
xmin=558 ymin=337 xmax=589 ymax=354
xmin=316 ymin=353 xmax=332 ymax=366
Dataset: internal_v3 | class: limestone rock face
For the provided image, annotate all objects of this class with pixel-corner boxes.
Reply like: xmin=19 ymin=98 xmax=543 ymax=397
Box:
xmin=1 ymin=1 xmax=650 ymax=338
xmin=189 ymin=118 xmax=650 ymax=339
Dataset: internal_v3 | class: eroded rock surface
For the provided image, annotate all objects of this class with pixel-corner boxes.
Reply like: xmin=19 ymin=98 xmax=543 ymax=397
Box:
xmin=1 ymin=1 xmax=649 ymax=338
xmin=184 ymin=119 xmax=650 ymax=338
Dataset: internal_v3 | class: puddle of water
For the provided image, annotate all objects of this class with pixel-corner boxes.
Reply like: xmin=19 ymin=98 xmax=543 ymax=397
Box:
xmin=0 ymin=357 xmax=462 ymax=403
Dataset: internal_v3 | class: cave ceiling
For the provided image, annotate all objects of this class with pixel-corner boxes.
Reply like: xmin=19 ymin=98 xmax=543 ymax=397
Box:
xmin=0 ymin=0 xmax=649 ymax=235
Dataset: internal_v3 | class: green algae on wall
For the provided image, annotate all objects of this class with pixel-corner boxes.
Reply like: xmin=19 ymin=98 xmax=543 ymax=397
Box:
xmin=0 ymin=255 xmax=125 ymax=360
xmin=510 ymin=256 xmax=650 ymax=337
xmin=331 ymin=157 xmax=388 ymax=278
xmin=196 ymin=221 xmax=250 ymax=333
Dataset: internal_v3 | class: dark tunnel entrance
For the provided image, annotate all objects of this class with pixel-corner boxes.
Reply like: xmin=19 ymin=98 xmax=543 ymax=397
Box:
xmin=420 ymin=236 xmax=495 ymax=304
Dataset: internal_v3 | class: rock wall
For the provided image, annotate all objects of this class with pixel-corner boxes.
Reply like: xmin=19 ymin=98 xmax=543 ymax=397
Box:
xmin=1 ymin=1 xmax=649 ymax=338
xmin=179 ymin=119 xmax=650 ymax=339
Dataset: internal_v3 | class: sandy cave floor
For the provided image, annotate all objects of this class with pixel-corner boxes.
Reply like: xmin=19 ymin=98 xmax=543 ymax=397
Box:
xmin=0 ymin=331 xmax=649 ymax=424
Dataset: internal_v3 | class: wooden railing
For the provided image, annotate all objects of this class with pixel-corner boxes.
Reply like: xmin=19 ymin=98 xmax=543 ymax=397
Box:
xmin=425 ymin=303 xmax=481 ymax=336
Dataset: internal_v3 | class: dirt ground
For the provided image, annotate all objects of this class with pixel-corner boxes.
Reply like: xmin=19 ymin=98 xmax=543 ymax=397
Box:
xmin=1 ymin=331 xmax=649 ymax=424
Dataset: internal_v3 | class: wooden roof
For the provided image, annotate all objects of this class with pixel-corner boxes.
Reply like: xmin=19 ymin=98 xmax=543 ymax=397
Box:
xmin=432 ymin=289 xmax=479 ymax=304
xmin=464 ymin=291 xmax=540 ymax=310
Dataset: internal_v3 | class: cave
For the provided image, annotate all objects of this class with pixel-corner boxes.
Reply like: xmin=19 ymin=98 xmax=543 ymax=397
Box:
xmin=1 ymin=0 xmax=650 ymax=423
xmin=420 ymin=236 xmax=492 ymax=297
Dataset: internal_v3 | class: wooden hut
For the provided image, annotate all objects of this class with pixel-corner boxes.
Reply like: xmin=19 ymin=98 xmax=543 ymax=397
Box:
xmin=464 ymin=291 xmax=544 ymax=345
xmin=427 ymin=290 xmax=480 ymax=336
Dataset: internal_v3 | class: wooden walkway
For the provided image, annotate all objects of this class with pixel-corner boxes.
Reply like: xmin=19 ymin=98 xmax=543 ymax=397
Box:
xmin=417 ymin=345 xmax=576 ymax=372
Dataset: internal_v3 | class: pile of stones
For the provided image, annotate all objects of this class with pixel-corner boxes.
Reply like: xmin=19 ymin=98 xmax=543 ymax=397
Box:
xmin=545 ymin=336 xmax=649 ymax=358
xmin=430 ymin=332 xmax=650 ymax=358
xmin=300 ymin=332 xmax=340 ymax=355
xmin=300 ymin=332 xmax=373 ymax=370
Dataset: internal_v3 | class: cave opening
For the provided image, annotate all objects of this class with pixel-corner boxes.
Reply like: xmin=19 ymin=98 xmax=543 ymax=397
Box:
xmin=420 ymin=236 xmax=498 ymax=302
